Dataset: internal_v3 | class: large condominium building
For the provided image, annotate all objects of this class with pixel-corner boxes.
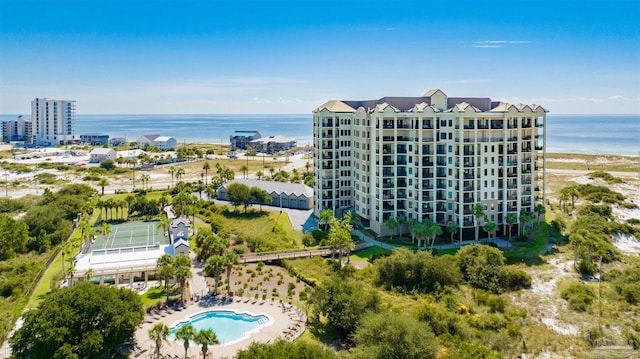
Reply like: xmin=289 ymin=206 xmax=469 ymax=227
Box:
xmin=313 ymin=89 xmax=547 ymax=240
xmin=2 ymin=115 xmax=33 ymax=143
xmin=31 ymin=98 xmax=77 ymax=146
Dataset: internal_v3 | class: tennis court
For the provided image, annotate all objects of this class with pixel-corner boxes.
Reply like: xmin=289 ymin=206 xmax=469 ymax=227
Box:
xmin=90 ymin=220 xmax=170 ymax=252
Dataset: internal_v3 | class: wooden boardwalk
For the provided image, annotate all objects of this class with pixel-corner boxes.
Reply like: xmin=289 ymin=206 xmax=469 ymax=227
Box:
xmin=239 ymin=242 xmax=372 ymax=263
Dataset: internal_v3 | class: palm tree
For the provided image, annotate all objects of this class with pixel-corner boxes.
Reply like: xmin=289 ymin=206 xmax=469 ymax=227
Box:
xmin=239 ymin=164 xmax=248 ymax=179
xmin=256 ymin=170 xmax=264 ymax=180
xmin=385 ymin=217 xmax=398 ymax=241
xmin=223 ymin=252 xmax=239 ymax=293
xmin=396 ymin=214 xmax=406 ymax=239
xmin=175 ymin=324 xmax=196 ymax=359
xmin=204 ymin=255 xmax=225 ymax=294
xmin=148 ymin=323 xmax=170 ymax=359
xmin=305 ymin=161 xmax=311 ymax=176
xmin=140 ymin=173 xmax=150 ymax=189
xmin=519 ymin=209 xmax=531 ymax=236
xmin=446 ymin=221 xmax=458 ymax=244
xmin=472 ymin=203 xmax=485 ymax=242
xmin=98 ymin=177 xmax=109 ymax=196
xmin=202 ymin=161 xmax=210 ymax=185
xmin=99 ymin=222 xmax=112 ymax=249
xmin=318 ymin=209 xmax=334 ymax=231
xmin=176 ymin=167 xmax=186 ymax=182
xmin=535 ymin=203 xmax=546 ymax=224
xmin=157 ymin=254 xmax=174 ymax=293
xmin=168 ymin=166 xmax=177 ymax=187
xmin=483 ymin=221 xmax=498 ymax=239
xmin=559 ymin=191 xmax=570 ymax=213
xmin=173 ymin=254 xmax=192 ymax=302
xmin=157 ymin=216 xmax=172 ymax=240
xmin=428 ymin=224 xmax=443 ymax=250
xmin=269 ymin=166 xmax=275 ymax=179
xmin=194 ymin=329 xmax=219 ymax=359
xmin=506 ymin=212 xmax=517 ymax=241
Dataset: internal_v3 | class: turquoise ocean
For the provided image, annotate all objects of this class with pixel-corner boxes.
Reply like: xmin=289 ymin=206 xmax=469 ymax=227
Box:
xmin=0 ymin=114 xmax=638 ymax=156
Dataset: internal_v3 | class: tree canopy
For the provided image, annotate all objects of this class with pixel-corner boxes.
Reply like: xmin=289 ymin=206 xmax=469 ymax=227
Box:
xmin=10 ymin=282 xmax=144 ymax=358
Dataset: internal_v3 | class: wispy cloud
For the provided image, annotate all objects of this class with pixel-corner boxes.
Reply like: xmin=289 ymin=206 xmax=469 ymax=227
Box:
xmin=472 ymin=40 xmax=532 ymax=48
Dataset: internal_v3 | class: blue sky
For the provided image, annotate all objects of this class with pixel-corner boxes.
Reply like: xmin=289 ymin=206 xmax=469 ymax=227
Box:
xmin=1 ymin=0 xmax=638 ymax=114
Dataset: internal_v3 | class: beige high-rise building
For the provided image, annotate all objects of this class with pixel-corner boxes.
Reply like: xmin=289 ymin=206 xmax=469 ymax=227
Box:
xmin=313 ymin=89 xmax=547 ymax=240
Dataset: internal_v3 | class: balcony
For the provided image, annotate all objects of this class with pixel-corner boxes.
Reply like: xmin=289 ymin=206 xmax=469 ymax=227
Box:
xmin=322 ymin=144 xmax=334 ymax=150
xmin=535 ymin=145 xmax=544 ymax=151
xmin=464 ymin=162 xmax=475 ymax=168
xmin=464 ymin=151 xmax=475 ymax=156
xmin=436 ymin=204 xmax=447 ymax=212
xmin=478 ymin=124 xmax=489 ymax=130
xmin=321 ymin=164 xmax=333 ymax=170
xmin=464 ymin=124 xmax=475 ymax=129
xmin=422 ymin=160 xmax=434 ymax=166
xmin=383 ymin=170 xmax=394 ymax=178
xmin=321 ymin=121 xmax=333 ymax=127
xmin=536 ymin=120 xmax=544 ymax=127
xmin=463 ymin=197 xmax=474 ymax=204
xmin=383 ymin=159 xmax=395 ymax=166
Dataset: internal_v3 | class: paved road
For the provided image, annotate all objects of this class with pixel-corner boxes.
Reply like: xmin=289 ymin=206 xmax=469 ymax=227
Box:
xmin=353 ymin=229 xmax=512 ymax=251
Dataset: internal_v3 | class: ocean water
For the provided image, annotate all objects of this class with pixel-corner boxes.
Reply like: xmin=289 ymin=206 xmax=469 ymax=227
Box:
xmin=0 ymin=113 xmax=638 ymax=155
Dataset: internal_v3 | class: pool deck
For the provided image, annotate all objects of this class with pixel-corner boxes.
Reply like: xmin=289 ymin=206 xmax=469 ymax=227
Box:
xmin=132 ymin=296 xmax=306 ymax=358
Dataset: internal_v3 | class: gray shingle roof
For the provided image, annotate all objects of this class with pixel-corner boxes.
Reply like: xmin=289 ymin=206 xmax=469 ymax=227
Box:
xmin=223 ymin=179 xmax=313 ymax=197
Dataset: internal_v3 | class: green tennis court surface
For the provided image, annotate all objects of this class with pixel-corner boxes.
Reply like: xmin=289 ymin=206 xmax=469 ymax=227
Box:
xmin=91 ymin=221 xmax=170 ymax=251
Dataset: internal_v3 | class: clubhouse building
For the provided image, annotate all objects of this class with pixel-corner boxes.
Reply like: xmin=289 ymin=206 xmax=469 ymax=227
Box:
xmin=72 ymin=218 xmax=191 ymax=288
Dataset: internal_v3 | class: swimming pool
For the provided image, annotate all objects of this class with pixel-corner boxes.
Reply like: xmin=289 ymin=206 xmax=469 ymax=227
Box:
xmin=171 ymin=310 xmax=272 ymax=345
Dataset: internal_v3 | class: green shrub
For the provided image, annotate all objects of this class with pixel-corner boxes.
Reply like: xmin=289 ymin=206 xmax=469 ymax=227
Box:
xmin=561 ymin=282 xmax=595 ymax=312
xmin=578 ymin=260 xmax=598 ymax=276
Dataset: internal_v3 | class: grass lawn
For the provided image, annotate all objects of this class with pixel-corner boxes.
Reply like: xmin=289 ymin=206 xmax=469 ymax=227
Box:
xmin=349 ymin=246 xmax=391 ymax=261
xmin=504 ymin=223 xmax=550 ymax=259
xmin=141 ymin=286 xmax=167 ymax=308
xmin=26 ymin=208 xmax=101 ymax=309
xmin=215 ymin=208 xmax=302 ymax=249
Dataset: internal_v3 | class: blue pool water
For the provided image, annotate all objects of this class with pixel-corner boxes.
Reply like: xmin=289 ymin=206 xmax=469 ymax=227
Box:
xmin=171 ymin=310 xmax=270 ymax=345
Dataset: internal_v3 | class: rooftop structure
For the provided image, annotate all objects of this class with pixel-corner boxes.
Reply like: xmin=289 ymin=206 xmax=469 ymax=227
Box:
xmin=218 ymin=179 xmax=313 ymax=210
xmin=249 ymin=135 xmax=297 ymax=153
xmin=230 ymin=130 xmax=262 ymax=150
xmin=313 ymin=89 xmax=547 ymax=240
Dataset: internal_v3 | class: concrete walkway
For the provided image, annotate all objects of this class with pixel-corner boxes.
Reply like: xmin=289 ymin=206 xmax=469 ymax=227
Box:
xmin=353 ymin=229 xmax=512 ymax=252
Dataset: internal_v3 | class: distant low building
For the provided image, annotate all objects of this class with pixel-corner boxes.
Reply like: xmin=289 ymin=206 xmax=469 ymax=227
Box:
xmin=230 ymin=130 xmax=261 ymax=150
xmin=250 ymin=135 xmax=297 ymax=153
xmin=218 ymin=179 xmax=313 ymax=210
xmin=110 ymin=137 xmax=127 ymax=146
xmin=89 ymin=148 xmax=117 ymax=163
xmin=154 ymin=136 xmax=177 ymax=150
xmin=116 ymin=149 xmax=146 ymax=160
xmin=136 ymin=134 xmax=177 ymax=150
xmin=2 ymin=115 xmax=32 ymax=144
xmin=80 ymin=133 xmax=109 ymax=145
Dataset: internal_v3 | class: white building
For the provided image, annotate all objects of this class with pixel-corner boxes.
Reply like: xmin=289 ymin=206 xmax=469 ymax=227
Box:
xmin=313 ymin=89 xmax=547 ymax=240
xmin=136 ymin=135 xmax=177 ymax=150
xmin=31 ymin=98 xmax=77 ymax=146
xmin=89 ymin=148 xmax=117 ymax=163
xmin=2 ymin=115 xmax=33 ymax=144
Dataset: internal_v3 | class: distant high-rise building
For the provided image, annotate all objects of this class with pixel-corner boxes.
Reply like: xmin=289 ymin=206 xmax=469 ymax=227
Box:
xmin=2 ymin=115 xmax=33 ymax=143
xmin=313 ymin=89 xmax=547 ymax=240
xmin=31 ymin=98 xmax=77 ymax=146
